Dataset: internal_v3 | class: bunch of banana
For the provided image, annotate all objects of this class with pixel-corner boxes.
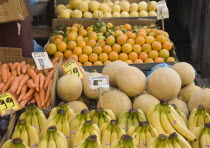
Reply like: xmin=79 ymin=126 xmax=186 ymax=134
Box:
xmin=38 ymin=126 xmax=68 ymax=148
xmin=49 ymin=102 xmax=74 ymax=118
xmin=188 ymin=104 xmax=210 ymax=131
xmin=111 ymin=134 xmax=136 ymax=148
xmin=40 ymin=109 xmax=70 ymax=146
xmin=19 ymin=103 xmax=47 ymax=135
xmin=118 ymin=108 xmax=147 ymax=132
xmin=100 ymin=120 xmax=125 ymax=148
xmin=78 ymin=135 xmax=102 ymax=148
xmin=89 ymin=107 xmax=116 ymax=127
xmin=170 ymin=104 xmax=188 ymax=124
xmin=2 ymin=138 xmax=30 ymax=148
xmin=127 ymin=121 xmax=158 ymax=148
xmin=191 ymin=122 xmax=210 ymax=148
xmin=69 ymin=109 xmax=90 ymax=148
xmin=12 ymin=119 xmax=39 ymax=148
xmin=73 ymin=120 xmax=101 ymax=148
xmin=147 ymin=100 xmax=196 ymax=141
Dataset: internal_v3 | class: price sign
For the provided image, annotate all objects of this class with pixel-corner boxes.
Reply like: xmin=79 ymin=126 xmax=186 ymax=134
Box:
xmin=89 ymin=75 xmax=110 ymax=92
xmin=0 ymin=93 xmax=20 ymax=116
xmin=62 ymin=58 xmax=84 ymax=79
xmin=157 ymin=0 xmax=169 ymax=20
xmin=32 ymin=52 xmax=54 ymax=70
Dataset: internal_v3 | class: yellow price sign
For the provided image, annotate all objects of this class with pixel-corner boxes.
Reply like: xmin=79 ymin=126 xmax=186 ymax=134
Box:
xmin=62 ymin=58 xmax=84 ymax=79
xmin=0 ymin=93 xmax=21 ymax=116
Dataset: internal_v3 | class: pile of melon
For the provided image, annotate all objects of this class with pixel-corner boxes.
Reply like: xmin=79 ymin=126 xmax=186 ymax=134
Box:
xmin=56 ymin=61 xmax=210 ymax=116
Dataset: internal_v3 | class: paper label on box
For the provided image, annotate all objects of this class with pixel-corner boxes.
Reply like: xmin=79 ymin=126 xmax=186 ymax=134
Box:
xmin=89 ymin=75 xmax=110 ymax=92
xmin=32 ymin=52 xmax=53 ymax=70
xmin=157 ymin=0 xmax=169 ymax=20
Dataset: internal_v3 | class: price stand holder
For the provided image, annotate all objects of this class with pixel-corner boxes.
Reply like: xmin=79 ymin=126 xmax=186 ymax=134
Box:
xmin=157 ymin=0 xmax=169 ymax=31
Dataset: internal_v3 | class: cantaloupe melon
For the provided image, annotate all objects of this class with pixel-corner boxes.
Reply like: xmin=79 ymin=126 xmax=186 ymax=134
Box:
xmin=116 ymin=66 xmax=146 ymax=97
xmin=188 ymin=88 xmax=210 ymax=113
xmin=97 ymin=90 xmax=132 ymax=117
xmin=148 ymin=67 xmax=181 ymax=100
xmin=169 ymin=98 xmax=189 ymax=117
xmin=133 ymin=94 xmax=159 ymax=114
xmin=67 ymin=101 xmax=88 ymax=113
xmin=178 ymin=83 xmax=201 ymax=103
xmin=82 ymin=72 xmax=103 ymax=99
xmin=172 ymin=62 xmax=195 ymax=86
xmin=102 ymin=61 xmax=128 ymax=87
xmin=57 ymin=75 xmax=82 ymax=102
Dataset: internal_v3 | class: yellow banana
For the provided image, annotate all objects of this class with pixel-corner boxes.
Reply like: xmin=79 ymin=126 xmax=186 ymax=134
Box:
xmin=92 ymin=124 xmax=101 ymax=138
xmin=190 ymin=127 xmax=203 ymax=148
xmin=25 ymin=123 xmax=39 ymax=148
xmin=100 ymin=123 xmax=109 ymax=134
xmin=132 ymin=131 xmax=140 ymax=148
xmin=132 ymin=116 xmax=139 ymax=127
xmin=103 ymin=113 xmax=112 ymax=124
xmin=31 ymin=110 xmax=40 ymax=135
xmin=20 ymin=125 xmax=29 ymax=146
xmin=147 ymin=104 xmax=159 ymax=124
xmin=116 ymin=124 xmax=125 ymax=139
xmin=104 ymin=109 xmax=116 ymax=120
xmin=167 ymin=139 xmax=173 ymax=148
xmin=55 ymin=115 xmax=63 ymax=132
xmin=118 ymin=112 xmax=129 ymax=131
xmin=136 ymin=109 xmax=147 ymax=122
xmin=74 ymin=126 xmax=85 ymax=148
xmin=127 ymin=126 xmax=137 ymax=136
xmin=176 ymin=135 xmax=192 ymax=148
xmin=139 ymin=128 xmax=147 ymax=148
xmin=61 ymin=112 xmax=70 ymax=147
xmin=49 ymin=107 xmax=58 ymax=117
xmin=38 ymin=131 xmax=49 ymax=148
xmin=1 ymin=139 xmax=13 ymax=148
xmin=35 ymin=108 xmax=47 ymax=132
xmin=126 ymin=114 xmax=133 ymax=132
xmin=25 ymin=109 xmax=32 ymax=125
xmin=149 ymin=125 xmax=159 ymax=138
xmin=197 ymin=113 xmax=205 ymax=127
xmin=12 ymin=124 xmax=21 ymax=139
xmin=204 ymin=112 xmax=210 ymax=123
xmin=200 ymin=128 xmax=210 ymax=148
xmin=92 ymin=113 xmax=100 ymax=126
xmin=19 ymin=111 xmax=28 ymax=120
xmin=89 ymin=110 xmax=97 ymax=118
xmin=172 ymin=139 xmax=182 ymax=148
xmin=53 ymin=131 xmax=67 ymax=148
xmin=145 ymin=127 xmax=152 ymax=146
xmin=48 ymin=132 xmax=56 ymax=148
xmin=110 ymin=126 xmax=118 ymax=147
xmin=101 ymin=125 xmax=112 ymax=148
xmin=99 ymin=113 xmax=106 ymax=127
xmin=188 ymin=110 xmax=198 ymax=131
xmin=57 ymin=131 xmax=68 ymax=148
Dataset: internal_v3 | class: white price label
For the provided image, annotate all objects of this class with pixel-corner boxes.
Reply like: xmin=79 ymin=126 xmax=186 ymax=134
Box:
xmin=89 ymin=75 xmax=110 ymax=92
xmin=32 ymin=52 xmax=54 ymax=70
xmin=157 ymin=0 xmax=169 ymax=20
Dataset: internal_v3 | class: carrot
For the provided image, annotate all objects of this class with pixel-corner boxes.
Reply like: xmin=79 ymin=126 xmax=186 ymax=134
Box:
xmin=11 ymin=70 xmax=17 ymax=77
xmin=34 ymin=68 xmax=39 ymax=74
xmin=27 ymin=79 xmax=35 ymax=89
xmin=19 ymin=95 xmax=33 ymax=109
xmin=34 ymin=75 xmax=40 ymax=91
xmin=22 ymin=88 xmax=35 ymax=101
xmin=26 ymin=64 xmax=30 ymax=69
xmin=2 ymin=76 xmax=15 ymax=93
xmin=53 ymin=62 xmax=58 ymax=71
xmin=45 ymin=79 xmax=53 ymax=104
xmin=18 ymin=74 xmax=24 ymax=80
xmin=27 ymin=68 xmax=37 ymax=80
xmin=0 ymin=76 xmax=2 ymax=83
xmin=28 ymin=98 xmax=36 ymax=104
xmin=0 ymin=62 xmax=2 ymax=66
xmin=34 ymin=91 xmax=41 ymax=108
xmin=37 ymin=70 xmax=44 ymax=75
xmin=39 ymin=88 xmax=46 ymax=107
xmin=8 ymin=63 xmax=13 ymax=70
xmin=16 ymin=74 xmax=30 ymax=95
xmin=8 ymin=77 xmax=19 ymax=93
xmin=20 ymin=61 xmax=26 ymax=67
xmin=39 ymin=73 xmax=45 ymax=90
xmin=30 ymin=66 xmax=35 ymax=70
xmin=21 ymin=65 xmax=28 ymax=74
xmin=0 ymin=83 xmax=5 ymax=93
xmin=16 ymin=63 xmax=21 ymax=75
xmin=52 ymin=57 xmax=59 ymax=65
xmin=17 ymin=84 xmax=28 ymax=102
xmin=11 ymin=62 xmax=18 ymax=71
xmin=46 ymin=95 xmax=52 ymax=108
xmin=1 ymin=64 xmax=8 ymax=83
xmin=44 ymin=70 xmax=54 ymax=89
xmin=7 ymin=71 xmax=11 ymax=79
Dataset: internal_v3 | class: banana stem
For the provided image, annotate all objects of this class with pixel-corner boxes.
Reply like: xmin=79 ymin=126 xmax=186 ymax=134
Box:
xmin=12 ymin=138 xmax=23 ymax=144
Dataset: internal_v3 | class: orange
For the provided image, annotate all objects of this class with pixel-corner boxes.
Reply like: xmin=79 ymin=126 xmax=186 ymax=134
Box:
xmin=99 ymin=53 xmax=108 ymax=62
xmin=114 ymin=26 xmax=121 ymax=31
xmin=159 ymin=49 xmax=170 ymax=59
xmin=132 ymin=44 xmax=141 ymax=54
xmin=119 ymin=53 xmax=128 ymax=61
xmin=152 ymin=41 xmax=162 ymax=51
xmin=148 ymin=50 xmax=158 ymax=60
xmin=93 ymin=61 xmax=103 ymax=65
xmin=134 ymin=59 xmax=143 ymax=63
xmin=163 ymin=32 xmax=169 ymax=38
xmin=54 ymin=51 xmax=63 ymax=59
xmin=66 ymin=27 xmax=71 ymax=31
xmin=79 ymin=54 xmax=88 ymax=63
xmin=144 ymin=58 xmax=154 ymax=63
xmin=156 ymin=35 xmax=166 ymax=43
xmin=78 ymin=25 xmax=84 ymax=31
xmin=87 ymin=39 xmax=96 ymax=47
xmin=72 ymin=23 xmax=79 ymax=27
xmin=148 ymin=32 xmax=155 ymax=37
xmin=154 ymin=57 xmax=164 ymax=63
xmin=112 ymin=44 xmax=121 ymax=53
xmin=70 ymin=26 xmax=78 ymax=32
xmin=137 ymin=32 xmax=147 ymax=38
xmin=127 ymin=39 xmax=135 ymax=46
xmin=88 ymin=32 xmax=98 ymax=40
xmin=66 ymin=33 xmax=76 ymax=41
xmin=139 ymin=52 xmax=148 ymax=61
xmin=97 ymin=40 xmax=106 ymax=47
xmin=83 ymin=46 xmax=92 ymax=55
xmin=84 ymin=37 xmax=89 ymax=42
xmin=83 ymin=62 xmax=92 ymax=66
xmin=126 ymin=31 xmax=136 ymax=39
xmin=155 ymin=30 xmax=164 ymax=36
xmin=122 ymin=43 xmax=132 ymax=54
xmin=55 ymin=34 xmax=64 ymax=40
xmin=67 ymin=41 xmax=77 ymax=50
xmin=121 ymin=34 xmax=128 ymax=40
xmin=117 ymin=35 xmax=127 ymax=45
xmin=46 ymin=43 xmax=57 ymax=55
xmin=163 ymin=41 xmax=173 ymax=51
xmin=76 ymin=36 xmax=84 ymax=42
xmin=142 ymin=44 xmax=152 ymax=53
xmin=108 ymin=51 xmax=118 ymax=61
xmin=135 ymin=36 xmax=145 ymax=46
xmin=87 ymin=26 xmax=93 ymax=32
xmin=104 ymin=60 xmax=111 ymax=65
xmin=103 ymin=45 xmax=112 ymax=54
xmin=124 ymin=24 xmax=132 ymax=31
xmin=53 ymin=39 xmax=62 ymax=45
xmin=114 ymin=30 xmax=123 ymax=38
xmin=89 ymin=53 xmax=98 ymax=62
xmin=125 ymin=60 xmax=133 ymax=64
xmin=64 ymin=50 xmax=72 ymax=59
xmin=128 ymin=52 xmax=138 ymax=61
xmin=57 ymin=42 xmax=67 ymax=52
xmin=145 ymin=29 xmax=151 ymax=33
xmin=73 ymin=47 xmax=82 ymax=56
xmin=70 ymin=54 xmax=78 ymax=61
xmin=93 ymin=46 xmax=102 ymax=55
xmin=145 ymin=36 xmax=155 ymax=44
xmin=166 ymin=57 xmax=175 ymax=62
xmin=138 ymin=29 xmax=146 ymax=33
xmin=79 ymin=29 xmax=87 ymax=37
xmin=77 ymin=62 xmax=82 ymax=66
xmin=50 ymin=35 xmax=56 ymax=43
xmin=77 ymin=40 xmax=86 ymax=48
xmin=70 ymin=31 xmax=78 ymax=37
xmin=106 ymin=35 xmax=116 ymax=46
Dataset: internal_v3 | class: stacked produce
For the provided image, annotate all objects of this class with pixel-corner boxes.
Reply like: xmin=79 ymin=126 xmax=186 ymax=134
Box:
xmin=2 ymin=138 xmax=29 ymax=148
xmin=56 ymin=0 xmax=157 ymax=19
xmin=79 ymin=135 xmax=102 ymax=148
xmin=111 ymin=134 xmax=136 ymax=148
xmin=0 ymin=57 xmax=60 ymax=108
xmin=46 ymin=22 xmax=175 ymax=65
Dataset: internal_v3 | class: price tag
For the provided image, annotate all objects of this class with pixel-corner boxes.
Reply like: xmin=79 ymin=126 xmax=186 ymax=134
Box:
xmin=157 ymin=0 xmax=169 ymax=20
xmin=62 ymin=58 xmax=84 ymax=79
xmin=32 ymin=52 xmax=54 ymax=70
xmin=0 ymin=93 xmax=20 ymax=116
xmin=89 ymin=75 xmax=110 ymax=92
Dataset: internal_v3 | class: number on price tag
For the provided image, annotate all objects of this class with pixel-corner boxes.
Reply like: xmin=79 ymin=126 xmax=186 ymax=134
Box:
xmin=0 ymin=93 xmax=20 ymax=116
xmin=89 ymin=75 xmax=110 ymax=92
xmin=32 ymin=52 xmax=54 ymax=70
xmin=157 ymin=0 xmax=169 ymax=20
xmin=62 ymin=58 xmax=84 ymax=79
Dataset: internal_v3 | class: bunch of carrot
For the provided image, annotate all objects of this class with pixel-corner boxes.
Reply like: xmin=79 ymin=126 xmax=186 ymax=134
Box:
xmin=0 ymin=57 xmax=60 ymax=109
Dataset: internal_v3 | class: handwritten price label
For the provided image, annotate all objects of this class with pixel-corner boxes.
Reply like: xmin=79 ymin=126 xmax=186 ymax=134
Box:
xmin=32 ymin=52 xmax=54 ymax=70
xmin=0 ymin=93 xmax=20 ymax=116
xmin=157 ymin=0 xmax=169 ymax=20
xmin=89 ymin=75 xmax=110 ymax=92
xmin=62 ymin=58 xmax=84 ymax=79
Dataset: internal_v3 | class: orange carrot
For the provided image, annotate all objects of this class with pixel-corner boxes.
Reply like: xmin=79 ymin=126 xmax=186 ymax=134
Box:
xmin=0 ymin=83 xmax=5 ymax=93
xmin=2 ymin=76 xmax=15 ymax=93
xmin=16 ymin=74 xmax=30 ymax=95
xmin=34 ymin=91 xmax=41 ymax=108
xmin=21 ymin=65 xmax=28 ymax=74
xmin=34 ymin=75 xmax=40 ymax=91
xmin=18 ymin=74 xmax=24 ymax=80
xmin=53 ymin=63 xmax=58 ymax=71
xmin=39 ymin=88 xmax=46 ymax=107
xmin=28 ymin=98 xmax=36 ymax=104
xmin=8 ymin=63 xmax=13 ymax=70
xmin=0 ymin=62 xmax=2 ymax=66
xmin=27 ymin=68 xmax=37 ymax=80
xmin=8 ymin=77 xmax=19 ymax=93
xmin=20 ymin=61 xmax=26 ymax=67
xmin=46 ymin=95 xmax=52 ymax=108
xmin=44 ymin=70 xmax=54 ymax=89
xmin=45 ymin=79 xmax=53 ymax=104
xmin=7 ymin=71 xmax=11 ymax=79
xmin=34 ymin=68 xmax=39 ymax=74
xmin=1 ymin=64 xmax=8 ymax=83
xmin=12 ymin=62 xmax=19 ymax=71
xmin=52 ymin=57 xmax=59 ymax=65
xmin=37 ymin=70 xmax=44 ymax=75
xmin=22 ymin=88 xmax=35 ymax=101
xmin=30 ymin=66 xmax=35 ymax=70
xmin=39 ymin=73 xmax=45 ymax=90
xmin=17 ymin=84 xmax=28 ymax=102
xmin=19 ymin=95 xmax=33 ymax=109
xmin=16 ymin=63 xmax=21 ymax=75
xmin=11 ymin=70 xmax=17 ymax=77
xmin=26 ymin=64 xmax=30 ymax=69
xmin=27 ymin=79 xmax=35 ymax=89
xmin=0 ymin=76 xmax=2 ymax=83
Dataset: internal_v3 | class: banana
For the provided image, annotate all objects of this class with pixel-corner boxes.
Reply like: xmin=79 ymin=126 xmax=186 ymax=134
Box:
xmin=55 ymin=115 xmax=63 ymax=132
xmin=19 ymin=111 xmax=28 ymax=120
xmin=101 ymin=125 xmax=112 ymax=148
xmin=35 ymin=108 xmax=47 ymax=132
xmin=176 ymin=135 xmax=192 ymax=148
xmin=197 ymin=113 xmax=205 ymax=127
xmin=92 ymin=124 xmax=101 ymax=137
xmin=147 ymin=138 xmax=159 ymax=148
xmin=31 ymin=110 xmax=40 ymax=135
xmin=172 ymin=139 xmax=182 ymax=148
xmin=139 ymin=128 xmax=147 ymax=148
xmin=204 ymin=112 xmax=210 ymax=123
xmin=57 ymin=131 xmax=68 ymax=148
xmin=61 ymin=111 xmax=70 ymax=147
xmin=167 ymin=139 xmax=173 ymax=148
xmin=149 ymin=125 xmax=159 ymax=138
xmin=147 ymin=104 xmax=159 ymax=124
xmin=25 ymin=109 xmax=32 ymax=125
xmin=84 ymin=126 xmax=91 ymax=139
xmin=12 ymin=124 xmax=21 ymax=139
xmin=104 ymin=109 xmax=116 ymax=120
xmin=188 ymin=110 xmax=198 ymax=131
xmin=127 ymin=126 xmax=137 ymax=136
xmin=100 ymin=123 xmax=109 ymax=134
xmin=132 ymin=116 xmax=139 ymax=127
xmin=89 ymin=110 xmax=97 ymax=118
xmin=118 ymin=112 xmax=129 ymax=131
xmin=92 ymin=113 xmax=100 ymax=125
xmin=38 ymin=131 xmax=49 ymax=148
xmin=136 ymin=109 xmax=147 ymax=122
xmin=99 ymin=113 xmax=106 ymax=127
xmin=200 ymin=128 xmax=209 ymax=148
xmin=111 ymin=126 xmax=118 ymax=147
xmin=25 ymin=123 xmax=39 ymax=148
xmin=145 ymin=127 xmax=152 ymax=146
xmin=104 ymin=113 xmax=112 ymax=123
xmin=190 ymin=127 xmax=203 ymax=148
xmin=1 ymin=140 xmax=13 ymax=148
xmin=126 ymin=114 xmax=133 ymax=132
xmin=132 ymin=131 xmax=140 ymax=148
xmin=20 ymin=123 xmax=29 ymax=146
xmin=48 ymin=132 xmax=56 ymax=148
xmin=74 ymin=126 xmax=85 ymax=148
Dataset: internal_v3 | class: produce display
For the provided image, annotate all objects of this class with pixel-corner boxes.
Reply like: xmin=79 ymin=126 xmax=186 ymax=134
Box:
xmin=0 ymin=115 xmax=10 ymax=140
xmin=46 ymin=22 xmax=175 ymax=66
xmin=56 ymin=0 xmax=158 ymax=19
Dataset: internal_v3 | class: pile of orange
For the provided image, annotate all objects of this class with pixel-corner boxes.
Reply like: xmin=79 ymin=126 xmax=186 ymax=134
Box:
xmin=46 ymin=23 xmax=175 ymax=66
